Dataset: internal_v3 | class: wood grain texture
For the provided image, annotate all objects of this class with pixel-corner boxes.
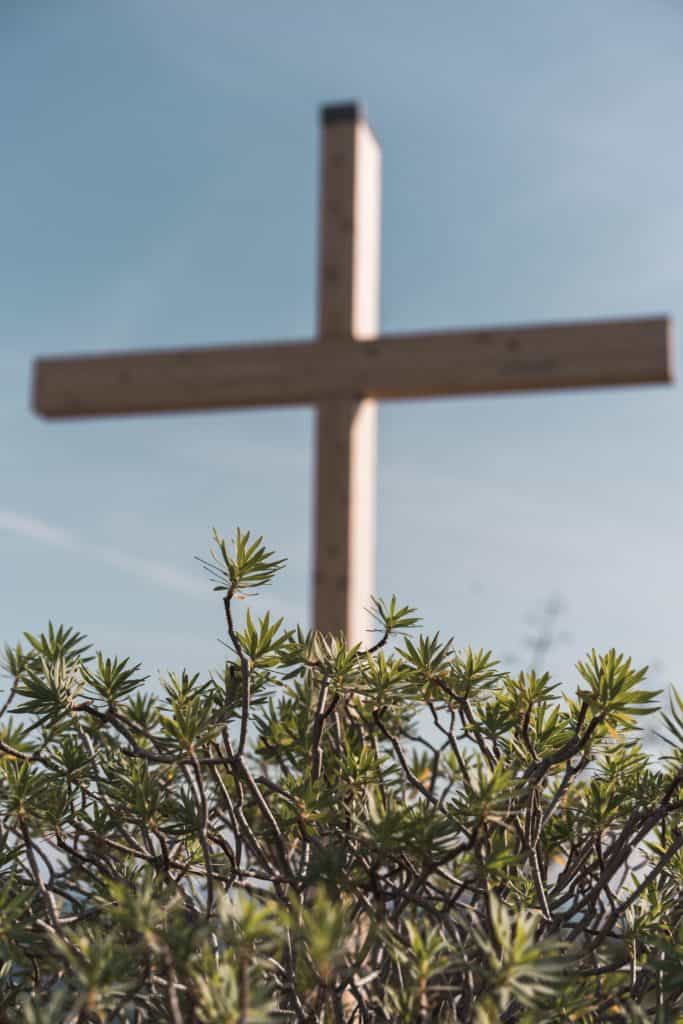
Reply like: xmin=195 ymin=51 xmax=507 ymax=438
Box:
xmin=33 ymin=316 xmax=674 ymax=419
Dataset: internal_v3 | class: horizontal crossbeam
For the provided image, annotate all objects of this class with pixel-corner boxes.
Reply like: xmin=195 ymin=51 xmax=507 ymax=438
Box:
xmin=33 ymin=316 xmax=673 ymax=419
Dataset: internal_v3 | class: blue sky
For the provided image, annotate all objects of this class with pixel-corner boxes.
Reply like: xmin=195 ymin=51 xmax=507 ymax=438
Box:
xmin=2 ymin=1 xmax=682 ymax=695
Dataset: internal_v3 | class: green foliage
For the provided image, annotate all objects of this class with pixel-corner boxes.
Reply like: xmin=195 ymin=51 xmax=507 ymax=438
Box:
xmin=198 ymin=527 xmax=287 ymax=596
xmin=0 ymin=529 xmax=682 ymax=1021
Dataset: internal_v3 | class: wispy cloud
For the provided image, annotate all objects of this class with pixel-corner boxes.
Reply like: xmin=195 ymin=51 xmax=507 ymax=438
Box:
xmin=0 ymin=509 xmax=206 ymax=597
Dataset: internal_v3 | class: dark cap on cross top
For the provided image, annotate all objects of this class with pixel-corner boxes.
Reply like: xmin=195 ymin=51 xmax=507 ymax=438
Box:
xmin=322 ymin=102 xmax=365 ymax=123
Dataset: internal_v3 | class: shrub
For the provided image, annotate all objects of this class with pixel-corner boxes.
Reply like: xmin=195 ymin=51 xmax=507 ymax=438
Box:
xmin=0 ymin=529 xmax=682 ymax=1022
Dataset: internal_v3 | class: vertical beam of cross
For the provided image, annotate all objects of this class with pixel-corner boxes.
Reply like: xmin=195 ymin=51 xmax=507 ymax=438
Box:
xmin=313 ymin=105 xmax=381 ymax=643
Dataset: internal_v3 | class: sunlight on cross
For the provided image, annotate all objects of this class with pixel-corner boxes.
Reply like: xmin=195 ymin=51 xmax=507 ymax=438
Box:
xmin=33 ymin=103 xmax=674 ymax=642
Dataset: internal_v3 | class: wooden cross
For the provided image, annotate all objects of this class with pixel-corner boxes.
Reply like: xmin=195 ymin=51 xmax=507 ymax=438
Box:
xmin=33 ymin=102 xmax=674 ymax=643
